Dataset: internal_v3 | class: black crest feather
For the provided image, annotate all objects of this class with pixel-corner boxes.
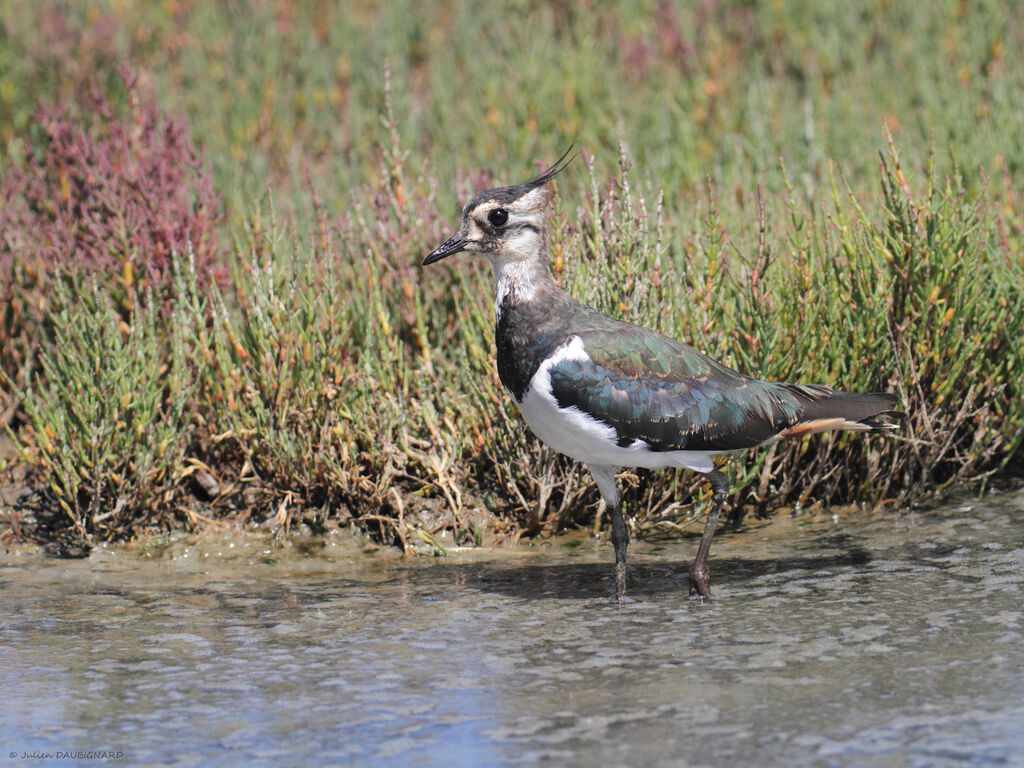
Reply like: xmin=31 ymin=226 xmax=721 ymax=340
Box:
xmin=525 ymin=144 xmax=577 ymax=189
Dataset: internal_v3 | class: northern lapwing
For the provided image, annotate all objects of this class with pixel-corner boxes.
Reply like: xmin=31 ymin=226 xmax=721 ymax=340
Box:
xmin=423 ymin=149 xmax=899 ymax=602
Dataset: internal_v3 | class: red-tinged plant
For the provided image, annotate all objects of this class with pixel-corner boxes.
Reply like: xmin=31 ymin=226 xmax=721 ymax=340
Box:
xmin=0 ymin=67 xmax=225 ymax=422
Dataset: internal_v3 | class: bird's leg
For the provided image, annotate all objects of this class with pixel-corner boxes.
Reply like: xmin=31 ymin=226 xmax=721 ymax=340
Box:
xmin=608 ymin=500 xmax=629 ymax=602
xmin=589 ymin=464 xmax=628 ymax=602
xmin=689 ymin=469 xmax=729 ymax=601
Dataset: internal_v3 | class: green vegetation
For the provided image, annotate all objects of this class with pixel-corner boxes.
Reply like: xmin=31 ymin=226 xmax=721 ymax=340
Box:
xmin=1 ymin=1 xmax=1021 ymax=552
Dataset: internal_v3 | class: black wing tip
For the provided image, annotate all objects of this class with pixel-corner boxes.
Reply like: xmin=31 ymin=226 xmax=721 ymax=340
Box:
xmin=867 ymin=392 xmax=902 ymax=427
xmin=873 ymin=391 xmax=900 ymax=408
xmin=860 ymin=404 xmax=905 ymax=433
xmin=788 ymin=386 xmax=902 ymax=433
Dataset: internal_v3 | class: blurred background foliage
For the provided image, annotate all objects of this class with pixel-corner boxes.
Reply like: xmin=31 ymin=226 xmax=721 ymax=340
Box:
xmin=3 ymin=1 xmax=1021 ymax=217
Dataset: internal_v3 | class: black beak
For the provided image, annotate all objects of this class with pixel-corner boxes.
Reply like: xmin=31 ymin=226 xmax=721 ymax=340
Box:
xmin=423 ymin=234 xmax=468 ymax=265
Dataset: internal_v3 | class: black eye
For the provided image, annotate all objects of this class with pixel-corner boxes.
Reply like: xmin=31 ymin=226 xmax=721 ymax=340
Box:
xmin=487 ymin=208 xmax=509 ymax=227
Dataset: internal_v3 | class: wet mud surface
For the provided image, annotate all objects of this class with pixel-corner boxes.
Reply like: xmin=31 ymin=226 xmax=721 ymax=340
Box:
xmin=2 ymin=491 xmax=1023 ymax=767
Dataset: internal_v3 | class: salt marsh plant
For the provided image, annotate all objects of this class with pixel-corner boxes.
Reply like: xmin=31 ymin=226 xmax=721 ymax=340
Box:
xmin=1 ymin=2 xmax=1022 ymax=548
xmin=0 ymin=69 xmax=223 ymax=426
xmin=4 ymin=265 xmax=198 ymax=548
xmin=3 ymin=105 xmax=1023 ymax=549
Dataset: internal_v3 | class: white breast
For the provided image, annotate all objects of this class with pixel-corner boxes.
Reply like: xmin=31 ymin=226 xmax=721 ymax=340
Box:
xmin=514 ymin=336 xmax=719 ymax=473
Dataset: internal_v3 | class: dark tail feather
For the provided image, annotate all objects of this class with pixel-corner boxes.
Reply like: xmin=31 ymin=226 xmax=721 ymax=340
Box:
xmin=777 ymin=385 xmax=901 ymax=438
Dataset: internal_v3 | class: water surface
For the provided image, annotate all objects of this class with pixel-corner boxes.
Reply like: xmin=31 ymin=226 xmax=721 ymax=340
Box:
xmin=2 ymin=491 xmax=1023 ymax=767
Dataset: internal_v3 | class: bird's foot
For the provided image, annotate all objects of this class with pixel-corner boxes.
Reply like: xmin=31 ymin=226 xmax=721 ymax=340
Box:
xmin=688 ymin=563 xmax=711 ymax=602
xmin=614 ymin=563 xmax=627 ymax=604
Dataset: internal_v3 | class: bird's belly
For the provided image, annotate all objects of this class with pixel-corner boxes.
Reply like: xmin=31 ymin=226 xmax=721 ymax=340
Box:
xmin=514 ymin=381 xmax=718 ymax=473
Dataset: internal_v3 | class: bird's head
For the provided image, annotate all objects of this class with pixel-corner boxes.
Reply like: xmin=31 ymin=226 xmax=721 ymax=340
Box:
xmin=423 ymin=146 xmax=575 ymax=269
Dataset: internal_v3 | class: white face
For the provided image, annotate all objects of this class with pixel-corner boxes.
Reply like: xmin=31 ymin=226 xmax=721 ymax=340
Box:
xmin=425 ymin=150 xmax=574 ymax=269
xmin=461 ymin=186 xmax=549 ymax=264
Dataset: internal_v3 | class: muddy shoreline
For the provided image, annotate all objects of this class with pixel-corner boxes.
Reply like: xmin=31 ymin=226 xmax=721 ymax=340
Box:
xmin=3 ymin=490 xmax=1023 ymax=765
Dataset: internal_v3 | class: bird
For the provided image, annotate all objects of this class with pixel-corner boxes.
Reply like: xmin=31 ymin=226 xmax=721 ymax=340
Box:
xmin=423 ymin=148 xmax=899 ymax=602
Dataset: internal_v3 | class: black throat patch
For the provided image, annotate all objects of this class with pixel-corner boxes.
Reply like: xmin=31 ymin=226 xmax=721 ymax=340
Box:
xmin=494 ymin=292 xmax=569 ymax=402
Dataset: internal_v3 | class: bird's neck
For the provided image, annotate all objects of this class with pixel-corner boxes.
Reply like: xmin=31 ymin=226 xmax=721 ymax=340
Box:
xmin=493 ymin=256 xmax=555 ymax=320
xmin=492 ymin=255 xmax=568 ymax=402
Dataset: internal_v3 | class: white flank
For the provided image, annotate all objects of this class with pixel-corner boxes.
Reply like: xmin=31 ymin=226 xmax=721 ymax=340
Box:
xmin=516 ymin=336 xmax=719 ymax=473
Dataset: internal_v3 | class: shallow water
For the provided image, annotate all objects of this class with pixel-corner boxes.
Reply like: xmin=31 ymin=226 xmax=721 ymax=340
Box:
xmin=2 ymin=491 xmax=1023 ymax=767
